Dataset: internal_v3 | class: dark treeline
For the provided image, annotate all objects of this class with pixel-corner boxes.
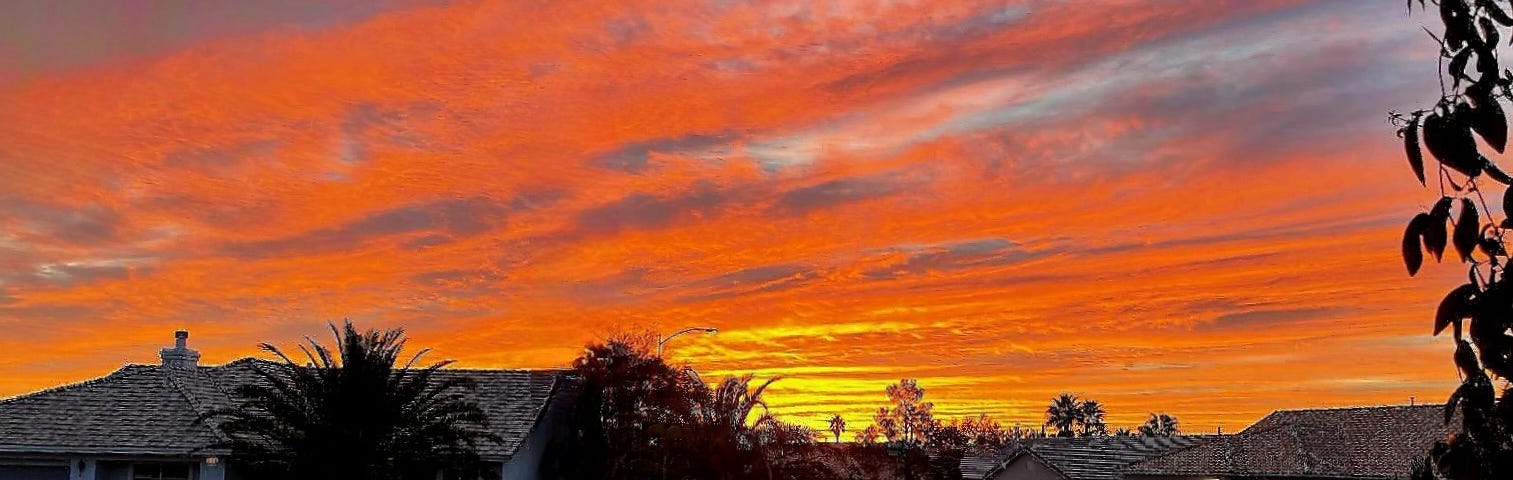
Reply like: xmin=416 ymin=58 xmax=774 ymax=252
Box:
xmin=551 ymin=332 xmax=1184 ymax=480
xmin=195 ymin=323 xmax=1185 ymax=480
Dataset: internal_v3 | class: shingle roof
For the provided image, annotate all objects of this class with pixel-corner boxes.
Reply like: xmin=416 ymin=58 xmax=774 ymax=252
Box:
xmin=960 ymin=450 xmax=1008 ymax=479
xmin=0 ymin=359 xmax=566 ymax=461
xmin=1125 ymin=404 xmax=1453 ymax=479
xmin=962 ymin=435 xmax=1213 ymax=480
xmin=0 ymin=365 xmax=223 ymax=457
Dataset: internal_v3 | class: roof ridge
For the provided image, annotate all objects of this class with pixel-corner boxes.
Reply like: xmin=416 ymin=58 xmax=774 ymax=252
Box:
xmin=158 ymin=367 xmax=231 ymax=444
xmin=0 ymin=365 xmax=148 ymax=404
xmin=1287 ymin=423 xmax=1313 ymax=474
xmin=210 ymin=357 xmax=566 ymax=374
xmin=1269 ymin=403 xmax=1441 ymax=413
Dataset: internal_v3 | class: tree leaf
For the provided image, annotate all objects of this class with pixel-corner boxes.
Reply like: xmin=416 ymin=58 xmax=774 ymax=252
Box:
xmin=1481 ymin=16 xmax=1503 ymax=50
xmin=1405 ymin=115 xmax=1427 ymax=185
xmin=1442 ymin=0 xmax=1472 ymax=49
xmin=1405 ymin=213 xmax=1430 ymax=276
xmin=1424 ymin=109 xmax=1485 ymax=177
xmin=1427 ymin=197 xmax=1453 ymax=261
xmin=1486 ymin=0 xmax=1513 ymax=26
xmin=1449 ymin=48 xmax=1473 ymax=89
xmin=1471 ymin=98 xmax=1507 ymax=153
xmin=1484 ymin=158 xmax=1513 ymax=185
xmin=1455 ymin=198 xmax=1480 ymax=261
xmin=1432 ymin=196 xmax=1455 ymax=218
xmin=1437 ymin=283 xmax=1478 ymax=336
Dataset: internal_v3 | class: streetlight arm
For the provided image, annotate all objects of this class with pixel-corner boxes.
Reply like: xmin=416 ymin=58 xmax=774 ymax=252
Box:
xmin=657 ymin=327 xmax=718 ymax=356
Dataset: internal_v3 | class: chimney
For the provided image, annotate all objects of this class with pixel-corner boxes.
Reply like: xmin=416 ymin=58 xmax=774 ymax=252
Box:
xmin=160 ymin=330 xmax=200 ymax=369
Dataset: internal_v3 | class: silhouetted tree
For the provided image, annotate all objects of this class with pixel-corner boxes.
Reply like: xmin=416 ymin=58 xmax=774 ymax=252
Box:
xmin=701 ymin=373 xmax=780 ymax=438
xmin=1079 ymin=399 xmax=1108 ymax=437
xmin=1113 ymin=427 xmax=1134 ymax=437
xmin=1392 ymin=2 xmax=1513 ymax=478
xmin=885 ymin=378 xmax=935 ymax=444
xmin=566 ymin=333 xmax=835 ymax=479
xmin=1046 ymin=393 xmax=1083 ymax=437
xmin=959 ymin=414 xmax=1010 ymax=449
xmin=200 ymin=321 xmax=497 ymax=480
xmin=564 ymin=333 xmax=703 ymax=479
xmin=856 ymin=424 xmax=882 ymax=444
xmin=1138 ymin=413 xmax=1179 ymax=437
xmin=874 ymin=406 xmax=901 ymax=442
xmin=829 ymin=414 xmax=847 ymax=443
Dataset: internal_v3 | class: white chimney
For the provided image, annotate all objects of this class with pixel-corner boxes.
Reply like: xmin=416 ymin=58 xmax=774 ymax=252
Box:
xmin=160 ymin=330 xmax=200 ymax=368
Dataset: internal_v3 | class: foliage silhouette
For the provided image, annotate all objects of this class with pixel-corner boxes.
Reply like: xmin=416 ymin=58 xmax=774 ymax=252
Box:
xmin=199 ymin=321 xmax=497 ymax=480
xmin=884 ymin=378 xmax=935 ymax=445
xmin=829 ymin=414 xmax=847 ymax=443
xmin=1044 ymin=393 xmax=1111 ymax=438
xmin=561 ymin=333 xmax=832 ymax=479
xmin=1393 ymin=1 xmax=1513 ymax=478
xmin=1047 ymin=393 xmax=1083 ymax=437
xmin=1138 ymin=412 xmax=1179 ymax=437
xmin=1079 ymin=399 xmax=1108 ymax=437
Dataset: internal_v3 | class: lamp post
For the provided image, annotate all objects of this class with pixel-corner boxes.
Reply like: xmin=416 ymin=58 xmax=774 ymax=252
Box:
xmin=657 ymin=326 xmax=718 ymax=357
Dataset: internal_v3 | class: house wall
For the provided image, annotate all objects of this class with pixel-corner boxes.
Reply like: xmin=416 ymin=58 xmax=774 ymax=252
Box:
xmin=0 ymin=465 xmax=70 ymax=480
xmin=95 ymin=461 xmax=129 ymax=480
xmin=500 ymin=382 xmax=575 ymax=480
xmin=0 ymin=456 xmax=222 ymax=480
xmin=500 ymin=423 xmax=552 ymax=480
xmin=990 ymin=455 xmax=1065 ymax=480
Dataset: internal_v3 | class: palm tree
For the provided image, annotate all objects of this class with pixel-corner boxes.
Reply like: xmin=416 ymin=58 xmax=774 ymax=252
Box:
xmin=1046 ymin=393 xmax=1083 ymax=437
xmin=201 ymin=321 xmax=498 ymax=480
xmin=828 ymin=414 xmax=847 ymax=442
xmin=1138 ymin=412 xmax=1180 ymax=437
xmin=701 ymin=374 xmax=780 ymax=436
xmin=1079 ymin=399 xmax=1108 ymax=436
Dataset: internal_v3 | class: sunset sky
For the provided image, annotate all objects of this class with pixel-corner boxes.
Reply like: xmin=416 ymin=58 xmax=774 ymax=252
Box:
xmin=0 ymin=0 xmax=1470 ymax=433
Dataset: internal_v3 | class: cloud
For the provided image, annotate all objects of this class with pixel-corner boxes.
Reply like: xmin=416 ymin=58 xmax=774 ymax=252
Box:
xmin=576 ymin=185 xmax=730 ymax=233
xmin=769 ymin=172 xmax=919 ymax=217
xmin=0 ymin=200 xmax=123 ymax=247
xmin=589 ymin=132 xmax=742 ymax=173
xmin=224 ymin=196 xmax=518 ymax=258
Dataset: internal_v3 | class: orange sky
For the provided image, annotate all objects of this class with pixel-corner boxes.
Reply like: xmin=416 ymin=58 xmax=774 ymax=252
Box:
xmin=0 ymin=0 xmax=1470 ymax=434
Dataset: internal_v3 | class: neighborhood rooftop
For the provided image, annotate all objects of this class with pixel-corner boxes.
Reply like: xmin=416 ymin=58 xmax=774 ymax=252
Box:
xmin=0 ymin=331 xmax=566 ymax=462
xmin=963 ymin=404 xmax=1455 ymax=480
xmin=963 ymin=435 xmax=1213 ymax=480
xmin=1124 ymin=404 xmax=1452 ymax=480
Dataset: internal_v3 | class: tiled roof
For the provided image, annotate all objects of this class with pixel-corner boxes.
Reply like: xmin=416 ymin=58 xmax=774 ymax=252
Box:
xmin=1125 ymin=404 xmax=1453 ymax=479
xmin=962 ymin=435 xmax=1213 ymax=480
xmin=0 ymin=359 xmax=565 ymax=461
xmin=0 ymin=365 xmax=223 ymax=457
xmin=960 ymin=450 xmax=1007 ymax=479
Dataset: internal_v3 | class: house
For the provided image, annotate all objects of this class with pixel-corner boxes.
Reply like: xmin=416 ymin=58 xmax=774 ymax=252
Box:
xmin=962 ymin=435 xmax=1214 ymax=480
xmin=1124 ymin=404 xmax=1453 ymax=480
xmin=0 ymin=331 xmax=574 ymax=480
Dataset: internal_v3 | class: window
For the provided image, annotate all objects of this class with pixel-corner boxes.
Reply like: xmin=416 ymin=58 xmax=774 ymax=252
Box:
xmin=132 ymin=463 xmax=190 ymax=480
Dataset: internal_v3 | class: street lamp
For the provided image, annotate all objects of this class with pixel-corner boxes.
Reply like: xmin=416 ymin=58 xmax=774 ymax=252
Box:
xmin=657 ymin=326 xmax=718 ymax=357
